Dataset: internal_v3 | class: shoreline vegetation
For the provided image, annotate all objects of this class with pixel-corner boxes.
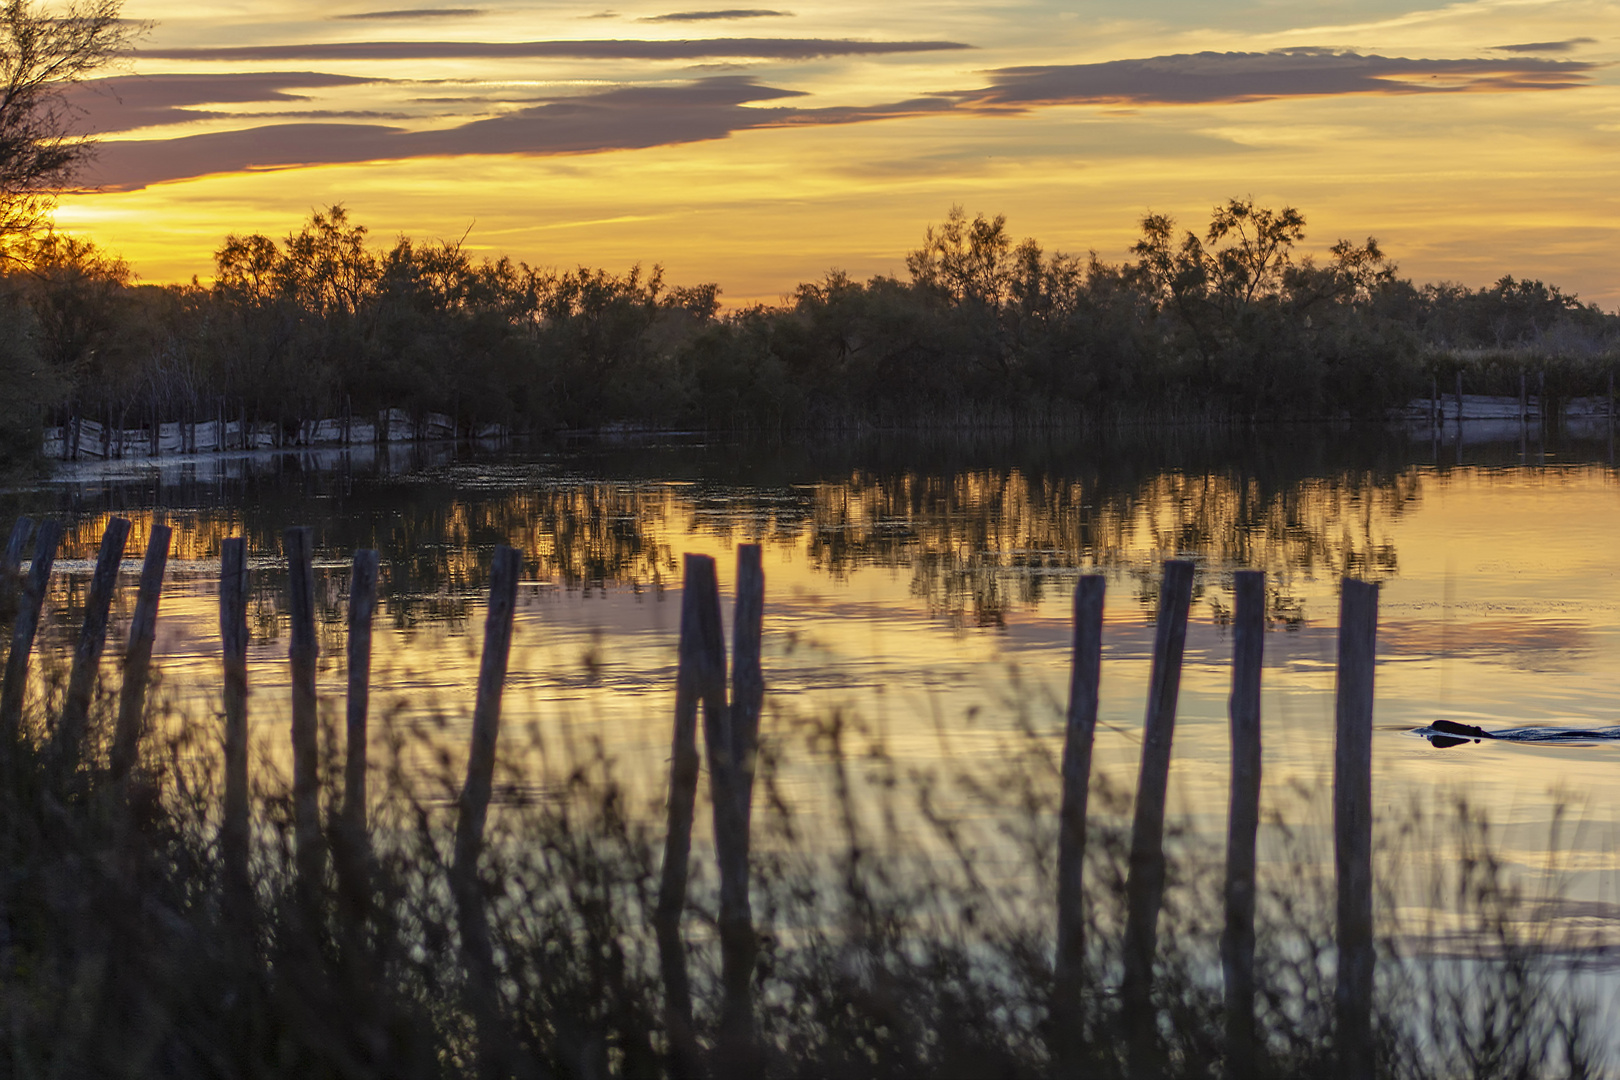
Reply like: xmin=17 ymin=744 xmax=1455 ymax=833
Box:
xmin=4 ymin=199 xmax=1619 ymax=471
xmin=0 ymin=634 xmax=1608 ymax=1078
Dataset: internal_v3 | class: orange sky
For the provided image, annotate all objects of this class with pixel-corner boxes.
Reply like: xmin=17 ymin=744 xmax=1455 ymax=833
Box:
xmin=46 ymin=0 xmax=1620 ymax=307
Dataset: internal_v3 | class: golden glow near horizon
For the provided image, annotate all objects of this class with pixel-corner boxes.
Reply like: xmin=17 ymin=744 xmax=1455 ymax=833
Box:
xmin=44 ymin=0 xmax=1620 ymax=307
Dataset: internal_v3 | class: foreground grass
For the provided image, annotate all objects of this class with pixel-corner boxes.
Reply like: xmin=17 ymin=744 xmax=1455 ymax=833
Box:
xmin=0 ymin=674 xmax=1607 ymax=1079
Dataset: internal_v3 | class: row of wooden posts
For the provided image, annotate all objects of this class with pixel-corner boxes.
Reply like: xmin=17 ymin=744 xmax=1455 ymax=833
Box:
xmin=1428 ymin=369 xmax=1619 ymax=425
xmin=49 ymin=401 xmax=507 ymax=462
xmin=0 ymin=515 xmax=1381 ymax=1079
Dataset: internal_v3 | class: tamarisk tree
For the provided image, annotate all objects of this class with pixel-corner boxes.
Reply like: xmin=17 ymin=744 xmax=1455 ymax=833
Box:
xmin=0 ymin=0 xmax=136 ymax=253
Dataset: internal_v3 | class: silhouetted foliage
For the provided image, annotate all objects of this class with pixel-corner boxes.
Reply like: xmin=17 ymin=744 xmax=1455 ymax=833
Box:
xmin=0 ymin=649 xmax=1605 ymax=1077
xmin=0 ymin=0 xmax=139 ymax=248
xmin=0 ymin=0 xmax=138 ymax=465
xmin=2 ymin=199 xmax=1619 ymax=468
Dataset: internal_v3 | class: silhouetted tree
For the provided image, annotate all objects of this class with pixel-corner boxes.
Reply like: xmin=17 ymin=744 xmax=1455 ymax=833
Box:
xmin=3 ymin=200 xmax=1614 ymax=451
xmin=0 ymin=0 xmax=139 ymax=252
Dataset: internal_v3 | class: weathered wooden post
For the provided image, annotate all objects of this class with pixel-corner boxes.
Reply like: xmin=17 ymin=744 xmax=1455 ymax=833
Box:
xmin=220 ymin=538 xmax=252 ymax=931
xmin=656 ymin=553 xmax=721 ymax=1080
xmin=111 ymin=524 xmax=172 ymax=781
xmin=57 ymin=516 xmax=132 ymax=769
xmin=1122 ymin=558 xmax=1195 ymax=1079
xmin=716 ymin=544 xmax=765 ymax=1075
xmin=1052 ymin=573 xmax=1105 ymax=1072
xmin=284 ymin=526 xmax=326 ymax=900
xmin=1 ymin=520 xmax=63 ymax=739
xmin=2 ymin=517 xmax=30 ymax=572
xmin=1222 ymin=570 xmax=1265 ymax=1077
xmin=1335 ymin=578 xmax=1379 ymax=1080
xmin=451 ymin=544 xmax=522 ymax=1077
xmin=343 ymin=549 xmax=380 ymax=838
xmin=335 ymin=548 xmax=380 ymax=930
xmin=731 ymin=546 xmax=765 ymax=823
xmin=1 ymin=517 xmax=32 ymax=621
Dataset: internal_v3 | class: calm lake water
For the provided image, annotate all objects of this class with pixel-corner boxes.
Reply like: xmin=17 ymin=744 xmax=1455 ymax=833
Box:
xmin=7 ymin=424 xmax=1620 ymax=943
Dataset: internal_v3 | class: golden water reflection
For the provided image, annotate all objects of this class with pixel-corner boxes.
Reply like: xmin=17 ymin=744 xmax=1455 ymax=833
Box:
xmin=6 ymin=429 xmax=1620 ymax=944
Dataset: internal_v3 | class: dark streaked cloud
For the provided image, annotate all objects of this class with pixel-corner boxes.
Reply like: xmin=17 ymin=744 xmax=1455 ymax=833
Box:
xmin=135 ymin=37 xmax=969 ymax=62
xmin=333 ymin=8 xmax=486 ymax=20
xmin=65 ymin=72 xmax=380 ymax=134
xmin=640 ymin=9 xmax=793 ymax=21
xmin=1490 ymin=38 xmax=1596 ymax=54
xmin=83 ymin=77 xmax=802 ymax=191
xmin=85 ymin=123 xmax=407 ymax=192
xmin=78 ymin=50 xmax=1598 ymax=191
xmin=953 ymin=50 xmax=1597 ymax=109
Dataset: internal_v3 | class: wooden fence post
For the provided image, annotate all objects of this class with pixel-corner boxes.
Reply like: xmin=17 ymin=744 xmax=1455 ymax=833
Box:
xmin=1 ymin=520 xmax=63 ymax=740
xmin=655 ymin=553 xmax=720 ymax=1080
xmin=284 ymin=526 xmax=325 ymax=900
xmin=451 ymin=544 xmax=522 ymax=1077
xmin=2 ymin=517 xmax=30 ymax=571
xmin=219 ymin=538 xmax=252 ymax=931
xmin=1053 ymin=573 xmax=1105 ymax=1072
xmin=1335 ymin=578 xmax=1379 ymax=1080
xmin=111 ymin=524 xmax=171 ymax=781
xmin=1121 ymin=558 xmax=1195 ymax=1079
xmin=343 ymin=549 xmax=380 ymax=839
xmin=1222 ymin=570 xmax=1265 ymax=1077
xmin=1 ymin=517 xmax=32 ymax=623
xmin=335 ymin=548 xmax=380 ymax=932
xmin=57 ymin=516 xmax=132 ymax=770
xmin=730 ymin=544 xmax=765 ymax=831
xmin=715 ymin=544 xmax=765 ymax=1075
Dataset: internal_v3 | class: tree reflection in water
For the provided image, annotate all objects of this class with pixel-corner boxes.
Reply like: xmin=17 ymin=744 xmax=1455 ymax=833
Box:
xmin=3 ymin=425 xmax=1442 ymax=647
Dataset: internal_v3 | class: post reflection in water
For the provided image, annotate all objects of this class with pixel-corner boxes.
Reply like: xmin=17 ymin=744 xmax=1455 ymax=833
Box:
xmin=7 ymin=426 xmax=1620 ymax=931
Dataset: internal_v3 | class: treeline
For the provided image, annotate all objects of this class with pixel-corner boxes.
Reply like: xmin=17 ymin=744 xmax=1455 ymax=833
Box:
xmin=2 ymin=199 xmax=1618 ymax=464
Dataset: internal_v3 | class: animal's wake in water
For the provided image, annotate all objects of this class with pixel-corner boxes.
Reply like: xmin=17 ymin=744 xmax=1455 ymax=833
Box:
xmin=1417 ymin=718 xmax=1620 ymax=749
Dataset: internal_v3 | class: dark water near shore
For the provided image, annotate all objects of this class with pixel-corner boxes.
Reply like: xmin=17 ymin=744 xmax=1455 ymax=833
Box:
xmin=6 ymin=423 xmax=1620 ymax=939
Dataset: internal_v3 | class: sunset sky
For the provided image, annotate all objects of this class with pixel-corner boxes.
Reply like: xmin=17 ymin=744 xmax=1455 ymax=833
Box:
xmin=51 ymin=0 xmax=1620 ymax=307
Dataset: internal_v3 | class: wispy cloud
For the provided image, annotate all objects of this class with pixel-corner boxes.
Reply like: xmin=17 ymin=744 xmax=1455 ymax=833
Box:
xmin=66 ymin=72 xmax=381 ymax=134
xmin=954 ymin=50 xmax=1597 ymax=109
xmin=1489 ymin=38 xmax=1596 ymax=54
xmin=640 ymin=9 xmax=792 ymax=21
xmin=83 ymin=77 xmax=801 ymax=190
xmin=135 ymin=37 xmax=969 ymax=62
xmin=79 ymin=50 xmax=1597 ymax=191
xmin=332 ymin=8 xmax=486 ymax=20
